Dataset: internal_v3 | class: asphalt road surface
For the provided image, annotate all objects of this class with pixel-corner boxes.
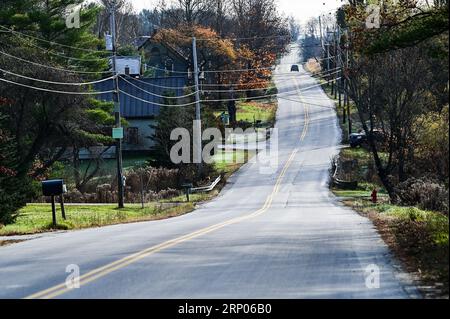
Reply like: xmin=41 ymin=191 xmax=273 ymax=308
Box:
xmin=0 ymin=46 xmax=419 ymax=299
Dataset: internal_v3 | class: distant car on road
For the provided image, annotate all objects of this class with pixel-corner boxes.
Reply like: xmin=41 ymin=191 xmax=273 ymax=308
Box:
xmin=349 ymin=133 xmax=367 ymax=148
xmin=290 ymin=64 xmax=299 ymax=72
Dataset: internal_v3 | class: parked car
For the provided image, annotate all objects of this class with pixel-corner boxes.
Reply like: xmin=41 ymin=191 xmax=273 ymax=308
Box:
xmin=349 ymin=133 xmax=367 ymax=148
xmin=290 ymin=64 xmax=299 ymax=72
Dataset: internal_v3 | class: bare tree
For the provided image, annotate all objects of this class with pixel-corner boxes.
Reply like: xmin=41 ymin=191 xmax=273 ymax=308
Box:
xmin=94 ymin=0 xmax=141 ymax=46
xmin=346 ymin=47 xmax=434 ymax=199
xmin=160 ymin=0 xmax=208 ymax=27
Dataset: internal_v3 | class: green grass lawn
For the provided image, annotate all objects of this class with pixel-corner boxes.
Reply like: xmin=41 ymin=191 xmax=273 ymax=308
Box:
xmin=212 ymin=149 xmax=256 ymax=179
xmin=0 ymin=203 xmax=194 ymax=236
xmin=236 ymin=101 xmax=276 ymax=124
xmin=214 ymin=99 xmax=276 ymax=128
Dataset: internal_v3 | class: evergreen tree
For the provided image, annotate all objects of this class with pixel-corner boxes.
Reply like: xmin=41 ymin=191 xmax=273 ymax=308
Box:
xmin=0 ymin=0 xmax=114 ymax=222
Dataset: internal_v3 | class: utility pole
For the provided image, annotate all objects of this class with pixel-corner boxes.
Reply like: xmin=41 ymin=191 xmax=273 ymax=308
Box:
xmin=192 ymin=37 xmax=203 ymax=175
xmin=110 ymin=0 xmax=124 ymax=208
xmin=346 ymin=28 xmax=352 ymax=136
xmin=326 ymin=29 xmax=331 ymax=88
xmin=318 ymin=15 xmax=324 ymax=52
xmin=333 ymin=28 xmax=338 ymax=100
xmin=337 ymin=26 xmax=342 ymax=108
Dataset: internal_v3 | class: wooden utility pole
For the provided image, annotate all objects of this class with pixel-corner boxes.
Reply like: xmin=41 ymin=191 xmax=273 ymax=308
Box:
xmin=192 ymin=37 xmax=203 ymax=175
xmin=337 ymin=26 xmax=342 ymax=109
xmin=110 ymin=0 xmax=124 ymax=208
xmin=333 ymin=28 xmax=338 ymax=100
xmin=346 ymin=29 xmax=352 ymax=136
xmin=319 ymin=15 xmax=324 ymax=52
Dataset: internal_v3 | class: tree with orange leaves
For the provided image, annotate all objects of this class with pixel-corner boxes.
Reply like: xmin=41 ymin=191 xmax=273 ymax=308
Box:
xmin=152 ymin=25 xmax=282 ymax=93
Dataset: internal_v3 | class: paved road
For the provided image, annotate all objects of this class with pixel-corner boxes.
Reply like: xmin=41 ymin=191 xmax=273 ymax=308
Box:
xmin=0 ymin=47 xmax=419 ymax=299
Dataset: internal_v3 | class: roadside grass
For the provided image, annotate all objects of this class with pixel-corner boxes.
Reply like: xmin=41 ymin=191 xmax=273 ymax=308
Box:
xmin=0 ymin=203 xmax=194 ymax=236
xmin=333 ymin=148 xmax=449 ymax=298
xmin=327 ymin=77 xmax=449 ymax=297
xmin=164 ymin=191 xmax=220 ymax=204
xmin=341 ymin=195 xmax=449 ymax=297
xmin=213 ymin=149 xmax=253 ymax=176
xmin=236 ymin=100 xmax=276 ymax=125
xmin=333 ymin=189 xmax=387 ymax=198
xmin=213 ymin=99 xmax=277 ymax=128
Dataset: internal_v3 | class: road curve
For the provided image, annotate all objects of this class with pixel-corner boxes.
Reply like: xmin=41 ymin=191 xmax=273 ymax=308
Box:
xmin=0 ymin=46 xmax=419 ymax=299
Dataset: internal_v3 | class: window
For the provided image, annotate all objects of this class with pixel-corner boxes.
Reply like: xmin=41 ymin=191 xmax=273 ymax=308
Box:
xmin=126 ymin=127 xmax=139 ymax=145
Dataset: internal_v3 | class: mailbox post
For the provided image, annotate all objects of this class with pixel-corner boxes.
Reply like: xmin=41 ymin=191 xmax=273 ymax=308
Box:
xmin=42 ymin=180 xmax=67 ymax=227
xmin=182 ymin=183 xmax=193 ymax=202
xmin=60 ymin=185 xmax=67 ymax=220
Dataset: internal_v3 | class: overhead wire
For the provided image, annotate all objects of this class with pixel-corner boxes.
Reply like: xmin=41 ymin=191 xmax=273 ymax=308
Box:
xmin=118 ymin=89 xmax=197 ymax=107
xmin=0 ymin=50 xmax=114 ymax=75
xmin=199 ymin=78 xmax=341 ymax=104
xmin=119 ymin=75 xmax=198 ymax=99
xmin=0 ymin=67 xmax=115 ymax=86
xmin=120 ymin=74 xmax=196 ymax=90
xmin=0 ymin=24 xmax=111 ymax=54
xmin=202 ymin=68 xmax=342 ymax=93
xmin=21 ymin=39 xmax=112 ymax=62
xmin=0 ymin=77 xmax=115 ymax=95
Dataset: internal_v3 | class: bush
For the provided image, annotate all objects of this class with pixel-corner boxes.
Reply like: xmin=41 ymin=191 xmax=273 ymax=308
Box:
xmin=126 ymin=167 xmax=180 ymax=193
xmin=396 ymin=178 xmax=449 ymax=214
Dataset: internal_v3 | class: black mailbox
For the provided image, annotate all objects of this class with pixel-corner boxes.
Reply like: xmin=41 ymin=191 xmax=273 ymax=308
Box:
xmin=42 ymin=179 xmax=65 ymax=197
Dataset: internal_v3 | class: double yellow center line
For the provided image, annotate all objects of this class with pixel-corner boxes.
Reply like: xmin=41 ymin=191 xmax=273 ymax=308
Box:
xmin=26 ymin=75 xmax=310 ymax=299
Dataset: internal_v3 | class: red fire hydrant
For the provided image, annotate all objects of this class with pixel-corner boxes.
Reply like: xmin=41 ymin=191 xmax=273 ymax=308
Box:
xmin=371 ymin=189 xmax=378 ymax=204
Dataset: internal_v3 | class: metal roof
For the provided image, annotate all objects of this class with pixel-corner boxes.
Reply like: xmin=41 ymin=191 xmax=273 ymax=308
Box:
xmin=95 ymin=76 xmax=187 ymax=118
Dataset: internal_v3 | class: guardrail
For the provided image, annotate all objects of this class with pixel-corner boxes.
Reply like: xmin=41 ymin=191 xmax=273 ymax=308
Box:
xmin=191 ymin=176 xmax=222 ymax=193
xmin=182 ymin=176 xmax=222 ymax=202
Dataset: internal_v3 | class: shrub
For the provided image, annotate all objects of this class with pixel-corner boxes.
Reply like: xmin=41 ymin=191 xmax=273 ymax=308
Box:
xmin=396 ymin=178 xmax=449 ymax=214
xmin=126 ymin=167 xmax=180 ymax=193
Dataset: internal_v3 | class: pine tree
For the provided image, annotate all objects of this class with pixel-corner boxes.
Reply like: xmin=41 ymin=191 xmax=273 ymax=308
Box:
xmin=0 ymin=0 xmax=115 ymax=222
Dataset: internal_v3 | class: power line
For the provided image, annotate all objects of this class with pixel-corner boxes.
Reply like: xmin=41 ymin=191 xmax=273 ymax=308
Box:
xmin=118 ymin=89 xmax=197 ymax=107
xmin=0 ymin=67 xmax=115 ymax=86
xmin=200 ymin=78 xmax=341 ymax=104
xmin=122 ymin=65 xmax=340 ymax=91
xmin=203 ymin=68 xmax=342 ymax=93
xmin=121 ymin=74 xmax=196 ymax=90
xmin=0 ymin=24 xmax=111 ymax=54
xmin=0 ymin=77 xmax=115 ymax=95
xmin=139 ymin=55 xmax=337 ymax=75
xmin=119 ymin=75 xmax=198 ymax=99
xmin=0 ymin=49 xmax=113 ymax=75
xmin=196 ymin=34 xmax=292 ymax=42
xmin=119 ymin=78 xmax=338 ymax=107
xmin=117 ymin=66 xmax=341 ymax=95
xmin=22 ymin=39 xmax=112 ymax=62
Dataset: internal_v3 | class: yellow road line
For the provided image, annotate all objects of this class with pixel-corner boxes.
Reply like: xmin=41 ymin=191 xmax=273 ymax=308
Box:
xmin=26 ymin=75 xmax=310 ymax=300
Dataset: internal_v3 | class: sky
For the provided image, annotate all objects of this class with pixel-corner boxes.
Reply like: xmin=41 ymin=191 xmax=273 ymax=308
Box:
xmin=127 ymin=0 xmax=343 ymax=25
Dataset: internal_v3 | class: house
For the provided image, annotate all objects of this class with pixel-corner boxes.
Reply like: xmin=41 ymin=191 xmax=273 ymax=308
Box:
xmin=94 ymin=76 xmax=188 ymax=154
xmin=89 ymin=36 xmax=196 ymax=157
xmin=137 ymin=36 xmax=191 ymax=77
